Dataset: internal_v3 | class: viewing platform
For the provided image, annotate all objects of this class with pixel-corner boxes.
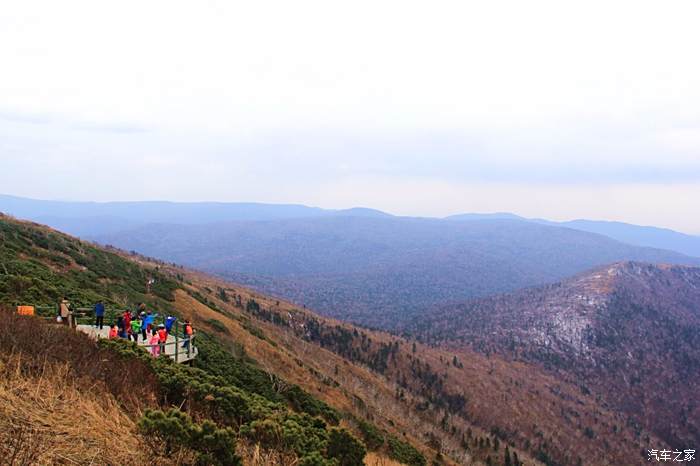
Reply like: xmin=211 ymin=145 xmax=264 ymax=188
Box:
xmin=76 ymin=324 xmax=198 ymax=364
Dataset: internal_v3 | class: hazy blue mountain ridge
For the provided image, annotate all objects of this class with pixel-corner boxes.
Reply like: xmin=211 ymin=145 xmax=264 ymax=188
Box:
xmin=92 ymin=216 xmax=700 ymax=328
xmin=3 ymin=194 xmax=699 ymax=258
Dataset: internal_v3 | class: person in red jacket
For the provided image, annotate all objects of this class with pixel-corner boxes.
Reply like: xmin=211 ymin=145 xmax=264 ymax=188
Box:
xmin=123 ymin=310 xmax=132 ymax=336
xmin=157 ymin=325 xmax=167 ymax=355
xmin=182 ymin=320 xmax=195 ymax=352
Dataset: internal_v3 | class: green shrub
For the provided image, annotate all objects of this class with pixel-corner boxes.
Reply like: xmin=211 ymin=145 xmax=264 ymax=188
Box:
xmin=388 ymin=436 xmax=427 ymax=466
xmin=284 ymin=385 xmax=340 ymax=425
xmin=207 ymin=318 xmax=230 ymax=334
xmin=138 ymin=408 xmax=241 ymax=466
xmin=326 ymin=428 xmax=366 ymax=466
xmin=299 ymin=451 xmax=338 ymax=466
xmin=357 ymin=418 xmax=384 ymax=450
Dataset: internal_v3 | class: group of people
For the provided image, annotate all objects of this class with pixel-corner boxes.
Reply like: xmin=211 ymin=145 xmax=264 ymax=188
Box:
xmin=98 ymin=302 xmax=195 ymax=357
xmin=57 ymin=298 xmax=195 ymax=358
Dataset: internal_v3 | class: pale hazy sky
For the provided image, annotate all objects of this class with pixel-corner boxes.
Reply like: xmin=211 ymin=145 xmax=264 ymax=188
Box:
xmin=1 ymin=1 xmax=700 ymax=233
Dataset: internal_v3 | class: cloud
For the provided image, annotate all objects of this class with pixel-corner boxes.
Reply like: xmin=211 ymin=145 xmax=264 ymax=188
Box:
xmin=1 ymin=1 xmax=700 ymax=232
xmin=0 ymin=110 xmax=52 ymax=125
xmin=70 ymin=122 xmax=150 ymax=134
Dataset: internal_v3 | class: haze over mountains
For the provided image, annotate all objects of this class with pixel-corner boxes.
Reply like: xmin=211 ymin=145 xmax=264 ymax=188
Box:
xmin=3 ymin=194 xmax=700 ymax=329
xmin=3 ymin=194 xmax=699 ymax=255
xmin=92 ymin=217 xmax=700 ymax=329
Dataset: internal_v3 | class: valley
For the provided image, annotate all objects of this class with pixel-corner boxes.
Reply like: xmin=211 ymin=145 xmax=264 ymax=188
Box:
xmin=2 ymin=214 xmax=691 ymax=465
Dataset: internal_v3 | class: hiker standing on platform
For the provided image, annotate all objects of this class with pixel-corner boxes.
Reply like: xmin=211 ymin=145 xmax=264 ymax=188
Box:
xmin=143 ymin=311 xmax=157 ymax=336
xmin=121 ymin=310 xmax=131 ymax=339
xmin=130 ymin=317 xmax=142 ymax=343
xmin=94 ymin=301 xmax=105 ymax=330
xmin=149 ymin=329 xmax=160 ymax=357
xmin=157 ymin=324 xmax=167 ymax=355
xmin=182 ymin=320 xmax=194 ymax=351
xmin=165 ymin=315 xmax=177 ymax=335
xmin=59 ymin=297 xmax=72 ymax=327
xmin=116 ymin=315 xmax=126 ymax=338
xmin=139 ymin=312 xmax=147 ymax=340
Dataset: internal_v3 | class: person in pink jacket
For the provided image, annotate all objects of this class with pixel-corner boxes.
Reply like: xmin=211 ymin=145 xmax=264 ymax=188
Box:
xmin=149 ymin=329 xmax=160 ymax=357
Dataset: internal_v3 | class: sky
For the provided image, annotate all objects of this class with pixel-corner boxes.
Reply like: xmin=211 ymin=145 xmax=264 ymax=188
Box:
xmin=1 ymin=1 xmax=700 ymax=233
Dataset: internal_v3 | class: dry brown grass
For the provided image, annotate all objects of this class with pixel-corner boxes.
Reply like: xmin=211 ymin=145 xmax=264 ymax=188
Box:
xmin=0 ymin=353 xmax=151 ymax=466
xmin=0 ymin=309 xmax=172 ymax=465
xmin=363 ymin=452 xmax=405 ymax=466
xmin=0 ymin=309 xmax=160 ymax=411
xmin=234 ymin=442 xmax=404 ymax=466
xmin=235 ymin=441 xmax=297 ymax=466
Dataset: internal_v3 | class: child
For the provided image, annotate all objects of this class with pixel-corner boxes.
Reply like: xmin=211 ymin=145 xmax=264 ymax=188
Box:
xmin=108 ymin=324 xmax=118 ymax=339
xmin=149 ymin=329 xmax=160 ymax=357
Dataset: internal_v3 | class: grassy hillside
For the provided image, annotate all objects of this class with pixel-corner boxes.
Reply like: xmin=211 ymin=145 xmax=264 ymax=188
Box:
xmin=0 ymin=213 xmax=178 ymax=310
xmin=0 ymin=214 xmax=664 ymax=465
xmin=0 ymin=214 xmax=403 ymax=465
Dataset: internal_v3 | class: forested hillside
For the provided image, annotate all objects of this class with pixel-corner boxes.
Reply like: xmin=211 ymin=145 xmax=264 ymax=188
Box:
xmin=0 ymin=214 xmax=673 ymax=465
xmin=94 ymin=216 xmax=700 ymax=329
xmin=406 ymin=262 xmax=700 ymax=451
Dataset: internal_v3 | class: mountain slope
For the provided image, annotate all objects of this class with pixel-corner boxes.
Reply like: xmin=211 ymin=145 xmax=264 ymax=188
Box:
xmin=0 ymin=214 xmax=668 ymax=465
xmin=406 ymin=262 xmax=700 ymax=449
xmin=0 ymin=214 xmax=413 ymax=465
xmin=167 ymin=263 xmax=669 ymax=466
xmin=94 ymin=216 xmax=700 ymax=329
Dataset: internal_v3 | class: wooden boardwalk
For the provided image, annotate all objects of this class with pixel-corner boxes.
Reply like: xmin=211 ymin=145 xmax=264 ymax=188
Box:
xmin=76 ymin=325 xmax=198 ymax=364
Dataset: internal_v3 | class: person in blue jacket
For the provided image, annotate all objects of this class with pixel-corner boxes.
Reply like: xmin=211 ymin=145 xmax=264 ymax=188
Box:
xmin=143 ymin=311 xmax=158 ymax=337
xmin=164 ymin=315 xmax=177 ymax=335
xmin=139 ymin=312 xmax=148 ymax=340
xmin=94 ymin=301 xmax=105 ymax=330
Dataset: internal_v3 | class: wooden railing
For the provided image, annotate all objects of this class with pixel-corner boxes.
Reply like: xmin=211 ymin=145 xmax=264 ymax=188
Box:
xmin=25 ymin=305 xmax=198 ymax=363
xmin=138 ymin=336 xmax=197 ymax=363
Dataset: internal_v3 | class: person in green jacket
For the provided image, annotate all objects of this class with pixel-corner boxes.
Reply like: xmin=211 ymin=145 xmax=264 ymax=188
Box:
xmin=130 ymin=316 xmax=142 ymax=343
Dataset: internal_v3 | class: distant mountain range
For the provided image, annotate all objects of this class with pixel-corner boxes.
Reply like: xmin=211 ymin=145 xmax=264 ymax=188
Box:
xmin=540 ymin=218 xmax=700 ymax=258
xmin=2 ymin=194 xmax=699 ymax=257
xmin=94 ymin=216 xmax=700 ymax=328
xmin=405 ymin=261 xmax=700 ymax=448
xmin=3 ymin=194 xmax=700 ymax=328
